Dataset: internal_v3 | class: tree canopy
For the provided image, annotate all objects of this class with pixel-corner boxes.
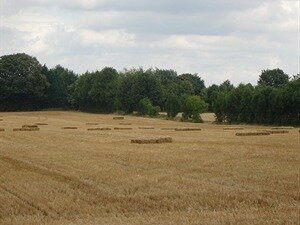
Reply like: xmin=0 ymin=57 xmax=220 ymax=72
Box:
xmin=0 ymin=53 xmax=298 ymax=125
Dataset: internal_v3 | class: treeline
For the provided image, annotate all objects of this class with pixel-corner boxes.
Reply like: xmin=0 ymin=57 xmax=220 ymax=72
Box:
xmin=0 ymin=53 xmax=299 ymax=125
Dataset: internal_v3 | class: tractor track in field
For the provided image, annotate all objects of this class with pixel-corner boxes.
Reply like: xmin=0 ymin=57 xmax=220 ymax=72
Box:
xmin=0 ymin=184 xmax=60 ymax=219
xmin=0 ymin=155 xmax=98 ymax=194
xmin=0 ymin=155 xmax=167 ymax=212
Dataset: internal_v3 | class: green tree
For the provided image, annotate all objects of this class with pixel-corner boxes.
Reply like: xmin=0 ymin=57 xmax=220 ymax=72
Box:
xmin=165 ymin=93 xmax=181 ymax=118
xmin=179 ymin=73 xmax=205 ymax=96
xmin=117 ymin=69 xmax=163 ymax=113
xmin=0 ymin=53 xmax=48 ymax=111
xmin=258 ymin=69 xmax=289 ymax=87
xmin=181 ymin=95 xmax=208 ymax=123
xmin=138 ymin=97 xmax=160 ymax=117
xmin=89 ymin=67 xmax=119 ymax=112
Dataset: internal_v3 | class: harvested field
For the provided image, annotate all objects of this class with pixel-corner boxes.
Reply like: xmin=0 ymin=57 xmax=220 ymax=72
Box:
xmin=131 ymin=137 xmax=172 ymax=144
xmin=0 ymin=111 xmax=299 ymax=225
xmin=175 ymin=128 xmax=202 ymax=131
xmin=236 ymin=131 xmax=271 ymax=136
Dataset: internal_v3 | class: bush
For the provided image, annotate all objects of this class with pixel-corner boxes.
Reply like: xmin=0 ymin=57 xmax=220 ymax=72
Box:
xmin=138 ymin=97 xmax=160 ymax=117
xmin=181 ymin=95 xmax=208 ymax=123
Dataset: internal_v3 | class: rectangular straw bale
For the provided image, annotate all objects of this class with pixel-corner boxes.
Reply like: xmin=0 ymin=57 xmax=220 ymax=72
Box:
xmin=113 ymin=116 xmax=124 ymax=120
xmin=161 ymin=128 xmax=175 ymax=130
xmin=87 ymin=128 xmax=111 ymax=131
xmin=119 ymin=122 xmax=132 ymax=125
xmin=131 ymin=137 xmax=172 ymax=144
xmin=263 ymin=130 xmax=289 ymax=134
xmin=0 ymin=119 xmax=3 ymax=121
xmin=0 ymin=128 xmax=5 ymax=132
xmin=175 ymin=128 xmax=202 ymax=131
xmin=34 ymin=123 xmax=48 ymax=126
xmin=61 ymin=127 xmax=78 ymax=130
xmin=22 ymin=125 xmax=38 ymax=128
xmin=236 ymin=131 xmax=270 ymax=136
xmin=271 ymin=126 xmax=294 ymax=130
xmin=13 ymin=127 xmax=40 ymax=131
xmin=223 ymin=127 xmax=244 ymax=130
xmin=114 ymin=127 xmax=133 ymax=130
xmin=86 ymin=122 xmax=99 ymax=125
xmin=139 ymin=126 xmax=155 ymax=130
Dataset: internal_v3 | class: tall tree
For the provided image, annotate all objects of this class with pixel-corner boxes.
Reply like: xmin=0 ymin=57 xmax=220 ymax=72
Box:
xmin=0 ymin=53 xmax=48 ymax=110
xmin=258 ymin=68 xmax=289 ymax=87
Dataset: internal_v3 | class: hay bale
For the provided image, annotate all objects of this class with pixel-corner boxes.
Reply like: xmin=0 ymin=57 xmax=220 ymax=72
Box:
xmin=87 ymin=127 xmax=111 ymax=131
xmin=113 ymin=116 xmax=124 ymax=120
xmin=0 ymin=128 xmax=5 ymax=132
xmin=61 ymin=127 xmax=78 ymax=130
xmin=13 ymin=127 xmax=40 ymax=131
xmin=263 ymin=130 xmax=289 ymax=134
xmin=223 ymin=127 xmax=244 ymax=130
xmin=175 ymin=128 xmax=202 ymax=131
xmin=114 ymin=127 xmax=133 ymax=130
xmin=34 ymin=123 xmax=48 ymax=126
xmin=131 ymin=137 xmax=172 ymax=144
xmin=161 ymin=128 xmax=175 ymax=130
xmin=0 ymin=119 xmax=3 ymax=121
xmin=86 ymin=122 xmax=99 ymax=125
xmin=139 ymin=126 xmax=155 ymax=130
xmin=271 ymin=126 xmax=294 ymax=130
xmin=236 ymin=131 xmax=270 ymax=136
xmin=119 ymin=122 xmax=132 ymax=125
xmin=22 ymin=125 xmax=38 ymax=128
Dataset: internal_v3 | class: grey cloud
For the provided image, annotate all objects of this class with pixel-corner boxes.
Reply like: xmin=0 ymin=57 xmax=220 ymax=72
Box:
xmin=1 ymin=0 xmax=299 ymax=85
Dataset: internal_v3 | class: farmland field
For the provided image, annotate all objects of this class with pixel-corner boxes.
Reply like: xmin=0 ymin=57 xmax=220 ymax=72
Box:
xmin=0 ymin=111 xmax=299 ymax=224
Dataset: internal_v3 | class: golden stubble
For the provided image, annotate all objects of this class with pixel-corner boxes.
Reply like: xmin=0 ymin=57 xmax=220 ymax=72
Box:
xmin=0 ymin=111 xmax=299 ymax=225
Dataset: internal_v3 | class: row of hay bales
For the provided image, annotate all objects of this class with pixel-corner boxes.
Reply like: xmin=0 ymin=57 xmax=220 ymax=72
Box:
xmin=131 ymin=137 xmax=172 ymax=144
xmin=223 ymin=127 xmax=244 ymax=130
xmin=86 ymin=127 xmax=202 ymax=131
xmin=13 ymin=124 xmax=40 ymax=131
xmin=0 ymin=123 xmax=48 ymax=132
xmin=236 ymin=130 xmax=290 ymax=136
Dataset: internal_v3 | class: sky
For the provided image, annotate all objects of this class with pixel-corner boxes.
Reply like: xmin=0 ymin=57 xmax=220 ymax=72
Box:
xmin=0 ymin=0 xmax=299 ymax=85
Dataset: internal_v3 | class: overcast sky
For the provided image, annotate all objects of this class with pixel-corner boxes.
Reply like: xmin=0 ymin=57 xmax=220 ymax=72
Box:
xmin=0 ymin=0 xmax=299 ymax=85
